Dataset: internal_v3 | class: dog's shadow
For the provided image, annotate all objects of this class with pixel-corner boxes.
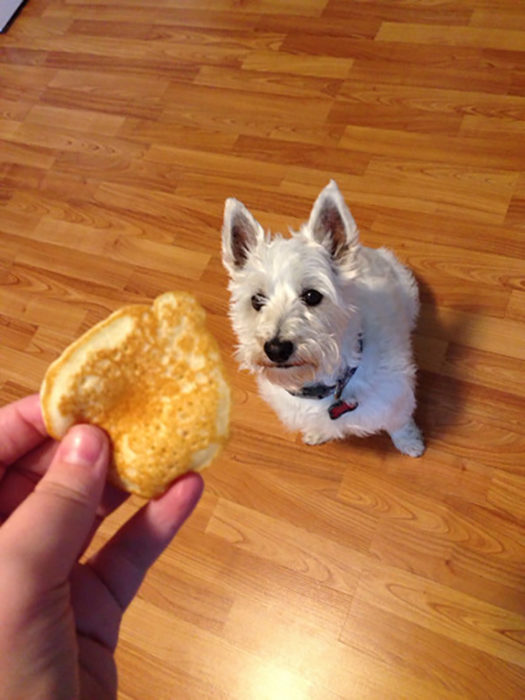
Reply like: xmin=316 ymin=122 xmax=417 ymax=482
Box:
xmin=412 ymin=275 xmax=473 ymax=446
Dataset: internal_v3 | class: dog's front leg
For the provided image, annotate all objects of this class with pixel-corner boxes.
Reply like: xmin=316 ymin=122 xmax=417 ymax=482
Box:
xmin=388 ymin=418 xmax=425 ymax=457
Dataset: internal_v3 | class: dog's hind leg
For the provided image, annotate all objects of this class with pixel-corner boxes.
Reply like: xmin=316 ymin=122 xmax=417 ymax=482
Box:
xmin=388 ymin=418 xmax=425 ymax=457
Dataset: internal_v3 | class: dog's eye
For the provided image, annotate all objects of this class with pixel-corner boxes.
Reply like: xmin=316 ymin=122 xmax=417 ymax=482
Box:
xmin=251 ymin=293 xmax=266 ymax=312
xmin=302 ymin=289 xmax=323 ymax=307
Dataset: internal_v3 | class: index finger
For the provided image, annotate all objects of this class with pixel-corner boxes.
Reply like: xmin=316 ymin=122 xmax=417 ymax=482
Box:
xmin=0 ymin=395 xmax=48 ymax=474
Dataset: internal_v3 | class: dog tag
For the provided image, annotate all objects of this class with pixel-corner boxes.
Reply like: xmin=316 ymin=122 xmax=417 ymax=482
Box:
xmin=328 ymin=399 xmax=358 ymax=420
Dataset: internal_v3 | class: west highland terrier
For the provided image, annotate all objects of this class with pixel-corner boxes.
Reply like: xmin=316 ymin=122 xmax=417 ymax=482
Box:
xmin=221 ymin=180 xmax=425 ymax=457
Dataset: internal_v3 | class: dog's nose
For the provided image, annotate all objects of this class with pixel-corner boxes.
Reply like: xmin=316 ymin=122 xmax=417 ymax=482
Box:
xmin=264 ymin=337 xmax=294 ymax=364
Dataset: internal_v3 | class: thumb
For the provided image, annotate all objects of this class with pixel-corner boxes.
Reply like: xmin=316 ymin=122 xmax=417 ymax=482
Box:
xmin=3 ymin=424 xmax=109 ymax=586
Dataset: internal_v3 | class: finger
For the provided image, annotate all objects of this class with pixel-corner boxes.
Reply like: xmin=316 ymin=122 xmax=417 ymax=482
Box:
xmin=88 ymin=472 xmax=203 ymax=611
xmin=0 ymin=459 xmax=128 ymax=527
xmin=0 ymin=439 xmax=57 ymax=522
xmin=13 ymin=437 xmax=59 ymax=476
xmin=0 ymin=395 xmax=47 ymax=474
xmin=0 ymin=466 xmax=40 ymax=520
xmin=1 ymin=438 xmax=127 ymax=520
xmin=0 ymin=424 xmax=109 ymax=586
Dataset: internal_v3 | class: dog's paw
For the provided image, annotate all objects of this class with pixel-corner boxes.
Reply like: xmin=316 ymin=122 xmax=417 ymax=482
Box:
xmin=389 ymin=420 xmax=425 ymax=458
xmin=400 ymin=437 xmax=425 ymax=458
xmin=302 ymin=431 xmax=329 ymax=446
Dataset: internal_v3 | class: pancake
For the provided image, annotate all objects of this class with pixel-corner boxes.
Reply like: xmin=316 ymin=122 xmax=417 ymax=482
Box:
xmin=40 ymin=292 xmax=230 ymax=498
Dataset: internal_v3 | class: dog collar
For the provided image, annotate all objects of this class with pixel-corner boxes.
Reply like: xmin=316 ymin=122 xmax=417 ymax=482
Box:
xmin=288 ymin=334 xmax=363 ymax=419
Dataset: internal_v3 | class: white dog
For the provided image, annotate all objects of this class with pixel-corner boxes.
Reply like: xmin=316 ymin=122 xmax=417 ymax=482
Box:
xmin=221 ymin=180 xmax=425 ymax=457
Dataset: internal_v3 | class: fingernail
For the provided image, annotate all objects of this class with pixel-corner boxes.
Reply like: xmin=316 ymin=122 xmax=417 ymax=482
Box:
xmin=60 ymin=425 xmax=107 ymax=467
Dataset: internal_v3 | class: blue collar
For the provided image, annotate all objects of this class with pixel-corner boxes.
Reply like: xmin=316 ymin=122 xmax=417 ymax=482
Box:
xmin=287 ymin=334 xmax=363 ymax=403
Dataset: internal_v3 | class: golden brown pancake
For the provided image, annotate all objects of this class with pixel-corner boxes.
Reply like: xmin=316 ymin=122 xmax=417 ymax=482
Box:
xmin=40 ymin=292 xmax=230 ymax=498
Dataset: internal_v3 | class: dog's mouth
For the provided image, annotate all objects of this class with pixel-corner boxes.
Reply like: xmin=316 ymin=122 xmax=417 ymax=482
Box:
xmin=257 ymin=359 xmax=319 ymax=390
xmin=258 ymin=361 xmax=308 ymax=369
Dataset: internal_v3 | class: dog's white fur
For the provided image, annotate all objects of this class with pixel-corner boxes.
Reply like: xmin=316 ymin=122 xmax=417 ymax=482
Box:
xmin=222 ymin=180 xmax=424 ymax=457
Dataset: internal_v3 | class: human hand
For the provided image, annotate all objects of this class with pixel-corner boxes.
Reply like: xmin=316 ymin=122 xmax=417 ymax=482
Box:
xmin=0 ymin=394 xmax=203 ymax=700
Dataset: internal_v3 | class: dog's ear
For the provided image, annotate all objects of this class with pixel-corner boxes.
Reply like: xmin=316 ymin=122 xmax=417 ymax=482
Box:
xmin=222 ymin=198 xmax=264 ymax=274
xmin=306 ymin=180 xmax=359 ymax=263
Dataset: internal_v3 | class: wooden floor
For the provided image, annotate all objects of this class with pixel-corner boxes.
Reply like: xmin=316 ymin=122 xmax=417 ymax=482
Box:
xmin=1 ymin=0 xmax=525 ymax=698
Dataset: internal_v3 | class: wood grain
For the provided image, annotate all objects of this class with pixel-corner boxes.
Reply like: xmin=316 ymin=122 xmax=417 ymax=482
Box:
xmin=1 ymin=1 xmax=524 ymax=698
